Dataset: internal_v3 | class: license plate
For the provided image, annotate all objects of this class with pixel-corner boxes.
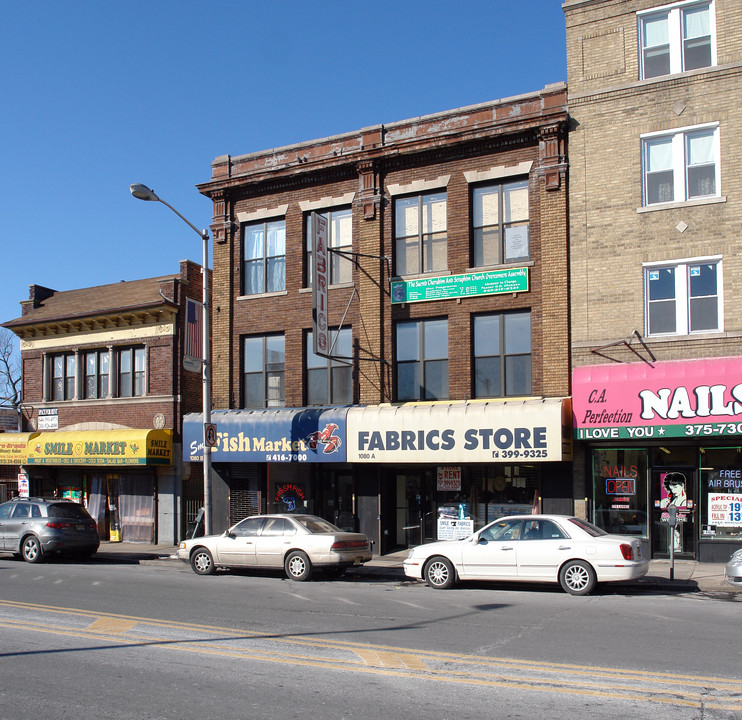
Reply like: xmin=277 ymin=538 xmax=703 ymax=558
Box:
xmin=353 ymin=557 xmax=362 ymax=566
xmin=75 ymin=524 xmax=86 ymax=531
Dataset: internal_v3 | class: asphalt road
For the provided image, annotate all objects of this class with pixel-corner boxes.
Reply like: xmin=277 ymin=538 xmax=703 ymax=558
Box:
xmin=0 ymin=556 xmax=740 ymax=720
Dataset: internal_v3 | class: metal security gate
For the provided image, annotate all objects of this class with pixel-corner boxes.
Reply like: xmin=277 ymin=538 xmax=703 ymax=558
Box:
xmin=229 ymin=465 xmax=263 ymax=525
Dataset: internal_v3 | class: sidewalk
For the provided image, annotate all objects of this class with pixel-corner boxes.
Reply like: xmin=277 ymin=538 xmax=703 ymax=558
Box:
xmin=95 ymin=542 xmax=738 ymax=594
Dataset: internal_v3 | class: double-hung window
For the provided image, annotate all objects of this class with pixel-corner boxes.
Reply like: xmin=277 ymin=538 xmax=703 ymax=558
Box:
xmin=395 ymin=318 xmax=448 ymax=401
xmin=305 ymin=208 xmax=353 ymax=286
xmin=394 ymin=192 xmax=447 ymax=276
xmin=645 ymin=259 xmax=722 ymax=335
xmin=243 ymin=334 xmax=285 ymax=408
xmin=117 ymin=347 xmax=145 ymax=397
xmin=306 ymin=328 xmax=352 ymax=405
xmin=473 ymin=312 xmax=532 ymax=398
xmin=243 ymin=219 xmax=286 ymax=295
xmin=472 ymin=179 xmax=529 ymax=266
xmin=84 ymin=350 xmax=110 ymax=399
xmin=639 ymin=1 xmax=714 ymax=80
xmin=642 ymin=125 xmax=719 ymax=206
xmin=51 ymin=353 xmax=76 ymax=401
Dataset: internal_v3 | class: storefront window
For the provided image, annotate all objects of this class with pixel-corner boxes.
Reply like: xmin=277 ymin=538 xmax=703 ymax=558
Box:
xmin=700 ymin=447 xmax=742 ymax=541
xmin=592 ymin=448 xmax=649 ymax=536
xmin=443 ymin=464 xmax=539 ymax=536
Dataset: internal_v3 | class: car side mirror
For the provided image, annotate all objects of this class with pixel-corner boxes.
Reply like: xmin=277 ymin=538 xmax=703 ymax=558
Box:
xmin=225 ymin=530 xmax=235 ymax=539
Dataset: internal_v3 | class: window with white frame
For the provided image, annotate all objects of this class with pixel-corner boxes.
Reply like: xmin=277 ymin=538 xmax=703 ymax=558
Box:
xmin=305 ymin=208 xmax=353 ymax=286
xmin=51 ymin=353 xmax=76 ymax=401
xmin=306 ymin=328 xmax=352 ymax=405
xmin=645 ymin=259 xmax=722 ymax=335
xmin=472 ymin=179 xmax=529 ymax=267
xmin=243 ymin=334 xmax=285 ymax=408
xmin=394 ymin=192 xmax=447 ymax=276
xmin=242 ymin=219 xmax=286 ymax=295
xmin=642 ymin=125 xmax=719 ymax=206
xmin=84 ymin=349 xmax=110 ymax=399
xmin=639 ymin=1 xmax=714 ymax=80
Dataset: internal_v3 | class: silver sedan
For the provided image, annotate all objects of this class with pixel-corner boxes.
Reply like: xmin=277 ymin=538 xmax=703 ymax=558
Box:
xmin=177 ymin=514 xmax=372 ymax=581
xmin=725 ymin=548 xmax=742 ymax=587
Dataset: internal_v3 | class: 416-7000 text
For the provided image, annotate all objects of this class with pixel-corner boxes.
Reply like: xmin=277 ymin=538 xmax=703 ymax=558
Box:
xmin=492 ymin=449 xmax=548 ymax=459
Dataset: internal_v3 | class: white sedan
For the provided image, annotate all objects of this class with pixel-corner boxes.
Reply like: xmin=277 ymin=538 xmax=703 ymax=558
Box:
xmin=178 ymin=514 xmax=372 ymax=581
xmin=403 ymin=514 xmax=648 ymax=595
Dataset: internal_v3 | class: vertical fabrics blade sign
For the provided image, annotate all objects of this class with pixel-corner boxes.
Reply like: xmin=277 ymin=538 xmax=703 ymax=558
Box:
xmin=184 ymin=297 xmax=203 ymax=373
xmin=312 ymin=212 xmax=329 ymax=356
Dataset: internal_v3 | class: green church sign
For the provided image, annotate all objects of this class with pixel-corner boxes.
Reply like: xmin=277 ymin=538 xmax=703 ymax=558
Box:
xmin=391 ymin=267 xmax=529 ymax=304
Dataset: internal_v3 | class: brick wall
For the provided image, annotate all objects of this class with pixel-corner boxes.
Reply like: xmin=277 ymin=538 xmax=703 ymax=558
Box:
xmin=565 ymin=0 xmax=742 ymax=367
xmin=203 ymin=89 xmax=570 ymax=408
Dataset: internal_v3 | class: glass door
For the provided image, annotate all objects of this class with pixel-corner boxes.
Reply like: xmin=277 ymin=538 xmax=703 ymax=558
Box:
xmin=651 ymin=467 xmax=696 ymax=558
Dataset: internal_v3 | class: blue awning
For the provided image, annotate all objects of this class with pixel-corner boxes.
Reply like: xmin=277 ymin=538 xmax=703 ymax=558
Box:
xmin=183 ymin=407 xmax=349 ymax=463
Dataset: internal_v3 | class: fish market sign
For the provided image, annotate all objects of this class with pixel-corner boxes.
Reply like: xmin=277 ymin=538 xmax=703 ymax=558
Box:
xmin=573 ymin=358 xmax=742 ymax=440
xmin=391 ymin=267 xmax=528 ymax=304
xmin=183 ymin=408 xmax=348 ymax=463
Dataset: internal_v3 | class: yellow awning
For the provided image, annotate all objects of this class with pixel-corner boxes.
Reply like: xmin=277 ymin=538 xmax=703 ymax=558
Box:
xmin=24 ymin=429 xmax=172 ymax=466
xmin=0 ymin=433 xmax=35 ymax=465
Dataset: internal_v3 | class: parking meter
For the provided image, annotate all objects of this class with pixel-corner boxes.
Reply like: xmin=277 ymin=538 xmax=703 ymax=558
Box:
xmin=668 ymin=506 xmax=677 ymax=580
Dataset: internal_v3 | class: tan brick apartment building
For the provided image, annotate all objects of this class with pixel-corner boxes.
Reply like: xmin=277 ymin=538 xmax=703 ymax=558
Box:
xmin=1 ymin=260 xmax=206 ymax=544
xmin=188 ymin=85 xmax=573 ymax=553
xmin=565 ymin=0 xmax=742 ymax=560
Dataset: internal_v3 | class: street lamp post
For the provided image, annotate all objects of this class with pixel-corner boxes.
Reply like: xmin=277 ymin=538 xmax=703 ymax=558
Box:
xmin=129 ymin=183 xmax=213 ymax=536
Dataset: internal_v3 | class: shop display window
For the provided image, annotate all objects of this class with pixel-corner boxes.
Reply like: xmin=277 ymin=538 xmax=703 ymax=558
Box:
xmin=699 ymin=447 xmax=742 ymax=540
xmin=592 ymin=448 xmax=649 ymax=536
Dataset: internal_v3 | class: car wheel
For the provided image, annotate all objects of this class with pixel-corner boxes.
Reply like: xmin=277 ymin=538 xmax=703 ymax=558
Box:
xmin=190 ymin=548 xmax=216 ymax=575
xmin=21 ymin=536 xmax=43 ymax=564
xmin=559 ymin=560 xmax=597 ymax=595
xmin=284 ymin=550 xmax=313 ymax=581
xmin=424 ymin=556 xmax=455 ymax=589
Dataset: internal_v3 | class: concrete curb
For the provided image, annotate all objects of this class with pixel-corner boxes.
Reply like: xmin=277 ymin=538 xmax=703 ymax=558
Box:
xmin=93 ymin=544 xmax=739 ymax=595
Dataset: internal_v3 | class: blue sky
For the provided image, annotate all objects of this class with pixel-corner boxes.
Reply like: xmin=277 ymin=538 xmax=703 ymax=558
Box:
xmin=0 ymin=0 xmax=567 ymax=327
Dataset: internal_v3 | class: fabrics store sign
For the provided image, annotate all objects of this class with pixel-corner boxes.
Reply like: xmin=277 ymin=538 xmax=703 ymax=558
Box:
xmin=346 ymin=400 xmax=568 ymax=462
xmin=573 ymin=358 xmax=742 ymax=440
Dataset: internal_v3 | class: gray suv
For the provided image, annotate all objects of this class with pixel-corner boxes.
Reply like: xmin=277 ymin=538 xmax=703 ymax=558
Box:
xmin=0 ymin=497 xmax=100 ymax=563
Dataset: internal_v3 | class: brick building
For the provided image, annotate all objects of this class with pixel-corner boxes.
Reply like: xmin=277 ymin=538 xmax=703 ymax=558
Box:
xmin=1 ymin=260 xmax=207 ymax=544
xmin=564 ymin=0 xmax=742 ymax=560
xmin=187 ymin=85 xmax=573 ymax=553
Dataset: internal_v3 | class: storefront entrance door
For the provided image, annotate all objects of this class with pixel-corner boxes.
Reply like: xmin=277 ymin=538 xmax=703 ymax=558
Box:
xmin=651 ymin=467 xmax=696 ymax=559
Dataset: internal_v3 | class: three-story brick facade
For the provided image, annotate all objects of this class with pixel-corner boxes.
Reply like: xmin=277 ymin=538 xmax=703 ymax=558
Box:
xmin=189 ymin=85 xmax=574 ymax=553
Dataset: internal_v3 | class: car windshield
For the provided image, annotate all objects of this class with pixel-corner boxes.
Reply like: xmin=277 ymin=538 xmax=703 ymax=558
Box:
xmin=568 ymin=517 xmax=607 ymax=537
xmin=293 ymin=516 xmax=341 ymax=534
xmin=47 ymin=503 xmax=92 ymax=520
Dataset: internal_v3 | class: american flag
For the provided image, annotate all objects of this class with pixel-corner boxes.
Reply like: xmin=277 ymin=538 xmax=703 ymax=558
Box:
xmin=185 ymin=298 xmax=203 ymax=362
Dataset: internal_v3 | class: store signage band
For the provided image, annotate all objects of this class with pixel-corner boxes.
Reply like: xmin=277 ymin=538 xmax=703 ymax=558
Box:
xmin=572 ymin=357 xmax=742 ymax=439
xmin=184 ymin=400 xmax=569 ymax=464
xmin=391 ymin=267 xmax=529 ymax=305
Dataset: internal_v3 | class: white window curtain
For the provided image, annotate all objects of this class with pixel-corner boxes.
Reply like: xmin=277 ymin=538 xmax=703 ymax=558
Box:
xmin=118 ymin=473 xmax=155 ymax=543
